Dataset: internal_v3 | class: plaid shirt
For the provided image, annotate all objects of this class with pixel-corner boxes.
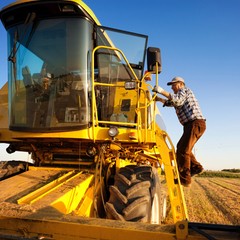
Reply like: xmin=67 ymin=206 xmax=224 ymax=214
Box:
xmin=169 ymin=87 xmax=205 ymax=125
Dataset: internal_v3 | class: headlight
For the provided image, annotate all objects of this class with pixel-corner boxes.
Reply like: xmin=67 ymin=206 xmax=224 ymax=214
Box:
xmin=108 ymin=126 xmax=119 ymax=138
xmin=125 ymin=81 xmax=136 ymax=90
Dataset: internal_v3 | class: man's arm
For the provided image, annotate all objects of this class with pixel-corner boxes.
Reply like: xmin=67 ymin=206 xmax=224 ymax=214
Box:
xmin=154 ymin=95 xmax=174 ymax=107
xmin=154 ymin=96 xmax=166 ymax=103
xmin=153 ymin=86 xmax=171 ymax=100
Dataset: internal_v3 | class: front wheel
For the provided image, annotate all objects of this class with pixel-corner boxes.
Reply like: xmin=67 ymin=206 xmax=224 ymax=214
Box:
xmin=105 ymin=165 xmax=165 ymax=223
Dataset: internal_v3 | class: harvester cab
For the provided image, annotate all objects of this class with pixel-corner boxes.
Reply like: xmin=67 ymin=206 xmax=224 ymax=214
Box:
xmin=0 ymin=0 xmax=172 ymax=178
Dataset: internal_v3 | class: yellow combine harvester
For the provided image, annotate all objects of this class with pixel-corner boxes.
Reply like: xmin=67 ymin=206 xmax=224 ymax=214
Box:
xmin=0 ymin=1 xmax=239 ymax=239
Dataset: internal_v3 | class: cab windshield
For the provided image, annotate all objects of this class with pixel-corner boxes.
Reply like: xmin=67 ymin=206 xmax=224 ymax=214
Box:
xmin=8 ymin=18 xmax=93 ymax=131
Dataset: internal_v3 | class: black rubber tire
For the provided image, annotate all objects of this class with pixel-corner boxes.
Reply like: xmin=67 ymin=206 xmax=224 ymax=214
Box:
xmin=106 ymin=165 xmax=163 ymax=223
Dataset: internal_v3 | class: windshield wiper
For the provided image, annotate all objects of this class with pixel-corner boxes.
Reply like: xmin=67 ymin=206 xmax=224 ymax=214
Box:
xmin=8 ymin=12 xmax=36 ymax=93
xmin=8 ymin=12 xmax=36 ymax=63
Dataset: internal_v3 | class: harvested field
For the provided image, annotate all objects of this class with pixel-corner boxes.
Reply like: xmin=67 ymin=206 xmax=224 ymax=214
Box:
xmin=183 ymin=177 xmax=240 ymax=225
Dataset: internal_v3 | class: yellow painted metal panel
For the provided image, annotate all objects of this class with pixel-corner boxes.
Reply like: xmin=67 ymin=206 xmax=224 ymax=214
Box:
xmin=75 ymin=185 xmax=96 ymax=217
xmin=51 ymin=174 xmax=94 ymax=214
xmin=17 ymin=170 xmax=76 ymax=204
xmin=0 ymin=217 xmax=211 ymax=240
xmin=156 ymin=128 xmax=188 ymax=223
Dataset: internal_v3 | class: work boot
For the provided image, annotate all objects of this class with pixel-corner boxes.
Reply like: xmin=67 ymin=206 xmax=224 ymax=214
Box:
xmin=191 ymin=165 xmax=204 ymax=177
xmin=179 ymin=168 xmax=191 ymax=187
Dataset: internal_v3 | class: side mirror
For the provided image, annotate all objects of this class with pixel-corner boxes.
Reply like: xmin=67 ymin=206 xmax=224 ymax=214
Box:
xmin=147 ymin=47 xmax=162 ymax=74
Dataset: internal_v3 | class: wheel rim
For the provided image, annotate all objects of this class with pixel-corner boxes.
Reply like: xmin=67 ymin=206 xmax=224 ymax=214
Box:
xmin=151 ymin=193 xmax=160 ymax=224
xmin=162 ymin=196 xmax=167 ymax=221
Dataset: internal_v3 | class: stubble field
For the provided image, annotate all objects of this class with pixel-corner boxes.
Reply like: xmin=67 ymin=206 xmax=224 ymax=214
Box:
xmin=182 ymin=176 xmax=240 ymax=225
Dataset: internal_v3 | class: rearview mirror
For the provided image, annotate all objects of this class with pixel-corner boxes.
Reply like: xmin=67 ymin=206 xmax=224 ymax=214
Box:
xmin=147 ymin=47 xmax=162 ymax=74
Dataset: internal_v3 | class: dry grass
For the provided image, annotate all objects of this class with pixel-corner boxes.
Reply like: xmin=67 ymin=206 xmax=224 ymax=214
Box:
xmin=183 ymin=177 xmax=240 ymax=225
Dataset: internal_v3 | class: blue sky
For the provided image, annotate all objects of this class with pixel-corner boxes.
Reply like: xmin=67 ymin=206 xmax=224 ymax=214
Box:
xmin=0 ymin=0 xmax=240 ymax=170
